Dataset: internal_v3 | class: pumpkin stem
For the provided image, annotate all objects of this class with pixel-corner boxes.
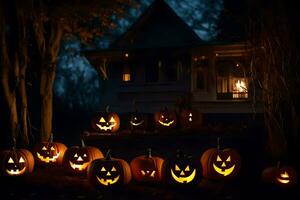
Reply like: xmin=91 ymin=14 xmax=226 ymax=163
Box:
xmin=105 ymin=105 xmax=110 ymax=113
xmin=48 ymin=134 xmax=53 ymax=143
xmin=217 ymin=137 xmax=221 ymax=150
xmin=146 ymin=148 xmax=152 ymax=158
xmin=105 ymin=149 xmax=112 ymax=160
xmin=81 ymin=139 xmax=85 ymax=147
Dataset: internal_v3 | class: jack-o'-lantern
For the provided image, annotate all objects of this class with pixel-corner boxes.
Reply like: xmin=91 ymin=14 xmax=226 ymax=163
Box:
xmin=63 ymin=140 xmax=103 ymax=174
xmin=129 ymin=111 xmax=148 ymax=132
xmin=163 ymin=150 xmax=201 ymax=185
xmin=154 ymin=108 xmax=177 ymax=130
xmin=201 ymin=139 xmax=241 ymax=180
xmin=262 ymin=163 xmax=297 ymax=187
xmin=130 ymin=148 xmax=164 ymax=182
xmin=0 ymin=148 xmax=34 ymax=176
xmin=88 ymin=150 xmax=132 ymax=188
xmin=33 ymin=135 xmax=67 ymax=167
xmin=180 ymin=109 xmax=203 ymax=130
xmin=91 ymin=106 xmax=120 ymax=133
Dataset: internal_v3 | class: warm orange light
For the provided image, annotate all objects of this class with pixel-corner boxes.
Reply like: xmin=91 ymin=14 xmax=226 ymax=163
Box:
xmin=123 ymin=73 xmax=131 ymax=82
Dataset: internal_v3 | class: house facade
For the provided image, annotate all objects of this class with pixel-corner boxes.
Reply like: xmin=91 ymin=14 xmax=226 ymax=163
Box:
xmin=85 ymin=0 xmax=262 ymax=114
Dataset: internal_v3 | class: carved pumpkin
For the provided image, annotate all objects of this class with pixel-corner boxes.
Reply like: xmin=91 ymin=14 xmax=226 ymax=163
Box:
xmin=91 ymin=107 xmax=120 ymax=133
xmin=129 ymin=111 xmax=148 ymax=132
xmin=63 ymin=140 xmax=103 ymax=174
xmin=180 ymin=109 xmax=203 ymax=130
xmin=262 ymin=164 xmax=297 ymax=187
xmin=0 ymin=149 xmax=34 ymax=176
xmin=130 ymin=149 xmax=164 ymax=182
xmin=88 ymin=150 xmax=132 ymax=188
xmin=201 ymin=139 xmax=241 ymax=180
xmin=154 ymin=108 xmax=177 ymax=130
xmin=163 ymin=150 xmax=201 ymax=186
xmin=33 ymin=136 xmax=67 ymax=167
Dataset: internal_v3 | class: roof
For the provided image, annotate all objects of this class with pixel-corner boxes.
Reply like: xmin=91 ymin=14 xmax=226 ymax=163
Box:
xmin=110 ymin=0 xmax=205 ymax=50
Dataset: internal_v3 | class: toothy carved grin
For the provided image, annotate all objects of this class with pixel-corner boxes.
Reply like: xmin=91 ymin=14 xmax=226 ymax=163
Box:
xmin=96 ymin=124 xmax=115 ymax=131
xmin=6 ymin=167 xmax=27 ymax=176
xmin=170 ymin=169 xmax=196 ymax=184
xmin=96 ymin=175 xmax=120 ymax=186
xmin=69 ymin=161 xmax=89 ymax=171
xmin=158 ymin=120 xmax=174 ymax=127
xmin=37 ymin=152 xmax=60 ymax=163
xmin=213 ymin=164 xmax=235 ymax=176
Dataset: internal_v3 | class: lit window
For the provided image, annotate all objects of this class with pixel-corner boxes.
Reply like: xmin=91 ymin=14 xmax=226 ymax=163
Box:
xmin=232 ymin=78 xmax=248 ymax=98
xmin=122 ymin=73 xmax=131 ymax=82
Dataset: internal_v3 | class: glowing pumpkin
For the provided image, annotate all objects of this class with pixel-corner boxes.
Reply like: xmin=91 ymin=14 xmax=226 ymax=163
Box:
xmin=88 ymin=150 xmax=132 ymax=188
xmin=262 ymin=164 xmax=297 ymax=187
xmin=33 ymin=136 xmax=67 ymax=167
xmin=129 ymin=111 xmax=148 ymax=132
xmin=91 ymin=107 xmax=120 ymax=133
xmin=154 ymin=108 xmax=177 ymax=130
xmin=201 ymin=140 xmax=241 ymax=180
xmin=130 ymin=148 xmax=164 ymax=182
xmin=63 ymin=140 xmax=103 ymax=174
xmin=0 ymin=149 xmax=34 ymax=176
xmin=180 ymin=109 xmax=203 ymax=130
xmin=163 ymin=150 xmax=201 ymax=186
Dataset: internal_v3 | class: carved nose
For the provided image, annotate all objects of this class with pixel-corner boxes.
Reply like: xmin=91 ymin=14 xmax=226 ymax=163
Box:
xmin=77 ymin=156 xmax=83 ymax=161
xmin=180 ymin=171 xmax=185 ymax=176
xmin=107 ymin=172 xmax=111 ymax=176
xmin=221 ymin=162 xmax=226 ymax=167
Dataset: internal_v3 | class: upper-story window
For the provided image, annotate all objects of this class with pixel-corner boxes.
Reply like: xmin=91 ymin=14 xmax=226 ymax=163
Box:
xmin=122 ymin=64 xmax=133 ymax=82
xmin=216 ymin=59 xmax=249 ymax=100
xmin=192 ymin=56 xmax=208 ymax=91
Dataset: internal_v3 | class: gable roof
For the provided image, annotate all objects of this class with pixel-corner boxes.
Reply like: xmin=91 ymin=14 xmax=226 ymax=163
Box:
xmin=110 ymin=0 xmax=205 ymax=50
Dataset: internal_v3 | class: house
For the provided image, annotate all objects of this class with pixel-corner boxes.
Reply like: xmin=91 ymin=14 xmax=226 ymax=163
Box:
xmin=85 ymin=0 xmax=263 ymax=116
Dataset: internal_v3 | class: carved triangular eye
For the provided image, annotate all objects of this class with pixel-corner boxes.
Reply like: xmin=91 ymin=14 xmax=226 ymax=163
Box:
xmin=101 ymin=167 xmax=106 ymax=171
xmin=99 ymin=117 xmax=106 ymax=123
xmin=141 ymin=170 xmax=146 ymax=175
xmin=189 ymin=113 xmax=192 ymax=117
xmin=109 ymin=117 xmax=115 ymax=123
xmin=185 ymin=165 xmax=190 ymax=171
xmin=161 ymin=115 xmax=164 ymax=118
xmin=74 ymin=153 xmax=78 ymax=158
xmin=150 ymin=171 xmax=156 ymax=177
xmin=50 ymin=146 xmax=55 ymax=151
xmin=8 ymin=157 xmax=14 ymax=163
xmin=19 ymin=157 xmax=25 ymax=163
xmin=217 ymin=155 xmax=222 ymax=161
xmin=42 ymin=146 xmax=47 ymax=150
xmin=226 ymin=156 xmax=231 ymax=162
xmin=111 ymin=167 xmax=117 ymax=171
xmin=83 ymin=154 xmax=87 ymax=157
xmin=175 ymin=164 xmax=180 ymax=171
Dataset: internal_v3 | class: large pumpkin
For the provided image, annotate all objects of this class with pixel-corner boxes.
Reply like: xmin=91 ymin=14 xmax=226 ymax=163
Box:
xmin=201 ymin=140 xmax=241 ymax=180
xmin=88 ymin=150 xmax=131 ymax=188
xmin=33 ymin=136 xmax=67 ymax=167
xmin=0 ymin=149 xmax=34 ymax=176
xmin=91 ymin=107 xmax=120 ymax=133
xmin=63 ymin=140 xmax=103 ymax=174
xmin=262 ymin=164 xmax=297 ymax=187
xmin=154 ymin=107 xmax=177 ymax=130
xmin=129 ymin=111 xmax=148 ymax=132
xmin=163 ymin=150 xmax=201 ymax=186
xmin=130 ymin=149 xmax=164 ymax=182
xmin=180 ymin=109 xmax=203 ymax=130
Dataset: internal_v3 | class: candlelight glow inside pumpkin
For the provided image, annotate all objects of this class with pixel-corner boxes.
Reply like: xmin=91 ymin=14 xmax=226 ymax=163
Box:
xmin=34 ymin=141 xmax=67 ymax=166
xmin=91 ymin=108 xmax=120 ymax=133
xmin=170 ymin=164 xmax=196 ymax=184
xmin=130 ymin=117 xmax=145 ymax=127
xmin=96 ymin=117 xmax=117 ymax=131
xmin=5 ymin=157 xmax=27 ymax=176
xmin=276 ymin=171 xmax=290 ymax=184
xmin=36 ymin=145 xmax=61 ymax=163
xmin=154 ymin=108 xmax=177 ymax=130
xmin=213 ymin=155 xmax=235 ymax=176
xmin=96 ymin=166 xmax=120 ymax=186
xmin=158 ymin=115 xmax=175 ymax=127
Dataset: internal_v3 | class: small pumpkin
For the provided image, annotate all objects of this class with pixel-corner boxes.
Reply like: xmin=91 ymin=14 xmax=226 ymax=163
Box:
xmin=91 ymin=106 xmax=120 ymax=133
xmin=163 ymin=150 xmax=201 ymax=186
xmin=0 ymin=148 xmax=34 ymax=176
xmin=180 ymin=109 xmax=203 ymax=130
xmin=33 ymin=135 xmax=67 ymax=167
xmin=130 ymin=148 xmax=164 ymax=182
xmin=154 ymin=107 xmax=177 ymax=130
xmin=200 ymin=138 xmax=241 ymax=180
xmin=129 ymin=110 xmax=148 ymax=132
xmin=262 ymin=163 xmax=297 ymax=187
xmin=63 ymin=140 xmax=104 ymax=174
xmin=88 ymin=150 xmax=132 ymax=188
